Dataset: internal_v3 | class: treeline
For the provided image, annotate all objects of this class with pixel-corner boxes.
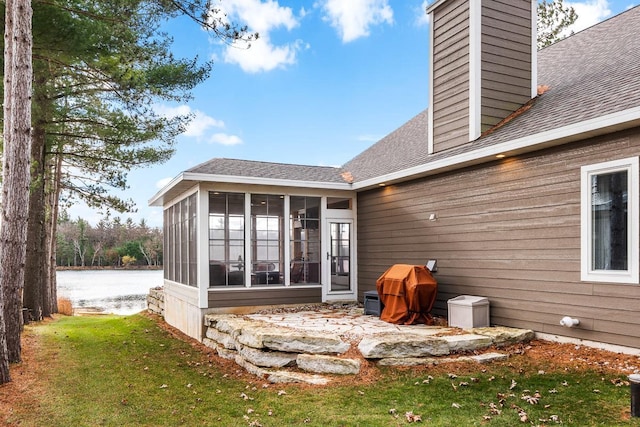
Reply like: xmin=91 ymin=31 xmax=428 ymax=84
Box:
xmin=56 ymin=215 xmax=162 ymax=267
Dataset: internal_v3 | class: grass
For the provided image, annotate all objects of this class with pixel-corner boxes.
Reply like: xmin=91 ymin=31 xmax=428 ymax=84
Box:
xmin=2 ymin=314 xmax=640 ymax=427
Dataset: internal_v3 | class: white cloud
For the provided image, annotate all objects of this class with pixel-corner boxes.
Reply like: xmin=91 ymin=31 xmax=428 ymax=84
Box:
xmin=209 ymin=133 xmax=243 ymax=145
xmin=210 ymin=0 xmax=304 ymax=73
xmin=155 ymin=177 xmax=173 ymax=189
xmin=318 ymin=0 xmax=393 ymax=43
xmin=224 ymin=38 xmax=301 ymax=73
xmin=415 ymin=1 xmax=430 ymax=26
xmin=155 ymin=104 xmax=225 ymax=140
xmin=565 ymin=0 xmax=612 ymax=33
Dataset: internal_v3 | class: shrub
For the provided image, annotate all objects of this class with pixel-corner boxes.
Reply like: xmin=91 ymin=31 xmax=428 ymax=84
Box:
xmin=57 ymin=297 xmax=74 ymax=316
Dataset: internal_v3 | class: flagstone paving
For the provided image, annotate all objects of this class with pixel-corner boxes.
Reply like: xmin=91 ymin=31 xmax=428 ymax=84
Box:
xmin=203 ymin=304 xmax=535 ymax=385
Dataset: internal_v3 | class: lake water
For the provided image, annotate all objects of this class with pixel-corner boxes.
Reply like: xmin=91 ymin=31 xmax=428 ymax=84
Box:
xmin=56 ymin=270 xmax=163 ymax=315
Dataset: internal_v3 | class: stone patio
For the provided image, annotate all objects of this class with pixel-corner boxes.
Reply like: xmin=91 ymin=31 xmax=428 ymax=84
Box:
xmin=203 ymin=304 xmax=534 ymax=385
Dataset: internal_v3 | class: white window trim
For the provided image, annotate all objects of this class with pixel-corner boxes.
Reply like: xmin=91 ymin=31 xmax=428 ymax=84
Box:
xmin=580 ymin=156 xmax=639 ymax=284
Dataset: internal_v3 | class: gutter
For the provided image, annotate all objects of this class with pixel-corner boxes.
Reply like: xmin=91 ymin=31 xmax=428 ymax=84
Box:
xmin=353 ymin=106 xmax=640 ymax=191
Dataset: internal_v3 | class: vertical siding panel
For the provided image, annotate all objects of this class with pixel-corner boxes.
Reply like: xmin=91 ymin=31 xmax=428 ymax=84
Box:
xmin=480 ymin=0 xmax=533 ymax=132
xmin=432 ymin=0 xmax=470 ymax=152
xmin=356 ymin=128 xmax=640 ymax=348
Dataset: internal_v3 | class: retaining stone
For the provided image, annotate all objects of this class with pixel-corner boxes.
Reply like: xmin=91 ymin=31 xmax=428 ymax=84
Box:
xmin=297 ymin=354 xmax=361 ymax=375
xmin=237 ymin=344 xmax=297 ymax=368
xmin=472 ymin=327 xmax=535 ymax=347
xmin=358 ymin=334 xmax=450 ymax=359
xmin=442 ymin=334 xmax=493 ymax=352
xmin=205 ymin=328 xmax=237 ymax=350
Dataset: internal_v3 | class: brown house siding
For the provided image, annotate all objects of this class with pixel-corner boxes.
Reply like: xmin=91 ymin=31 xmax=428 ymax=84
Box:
xmin=208 ymin=286 xmax=321 ymax=309
xmin=356 ymin=127 xmax=640 ymax=348
xmin=480 ymin=0 xmax=533 ymax=130
xmin=432 ymin=0 xmax=470 ymax=151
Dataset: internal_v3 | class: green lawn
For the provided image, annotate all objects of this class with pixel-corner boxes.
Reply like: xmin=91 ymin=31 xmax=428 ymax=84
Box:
xmin=3 ymin=314 xmax=640 ymax=426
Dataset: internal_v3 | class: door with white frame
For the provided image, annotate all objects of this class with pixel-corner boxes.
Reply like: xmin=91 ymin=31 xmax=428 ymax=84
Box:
xmin=323 ymin=218 xmax=356 ymax=301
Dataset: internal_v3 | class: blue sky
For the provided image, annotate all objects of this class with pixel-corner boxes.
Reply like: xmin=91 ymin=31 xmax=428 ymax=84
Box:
xmin=67 ymin=0 xmax=637 ymax=227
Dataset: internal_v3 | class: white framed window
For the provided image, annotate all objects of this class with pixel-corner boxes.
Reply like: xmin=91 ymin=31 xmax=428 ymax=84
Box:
xmin=581 ymin=157 xmax=639 ymax=283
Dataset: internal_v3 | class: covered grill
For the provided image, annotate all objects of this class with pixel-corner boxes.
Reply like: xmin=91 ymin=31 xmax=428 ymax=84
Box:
xmin=376 ymin=264 xmax=437 ymax=325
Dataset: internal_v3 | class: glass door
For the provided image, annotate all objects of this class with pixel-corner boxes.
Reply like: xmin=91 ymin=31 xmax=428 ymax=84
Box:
xmin=327 ymin=221 xmax=352 ymax=294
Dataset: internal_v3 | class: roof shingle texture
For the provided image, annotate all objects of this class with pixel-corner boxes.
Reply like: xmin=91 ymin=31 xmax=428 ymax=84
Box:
xmin=343 ymin=5 xmax=640 ymax=181
xmin=187 ymin=158 xmax=346 ymax=183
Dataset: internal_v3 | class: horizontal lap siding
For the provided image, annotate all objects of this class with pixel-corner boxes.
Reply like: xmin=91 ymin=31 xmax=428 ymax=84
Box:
xmin=481 ymin=0 xmax=532 ymax=131
xmin=208 ymin=286 xmax=321 ymax=308
xmin=356 ymin=128 xmax=640 ymax=348
xmin=432 ymin=0 xmax=470 ymax=152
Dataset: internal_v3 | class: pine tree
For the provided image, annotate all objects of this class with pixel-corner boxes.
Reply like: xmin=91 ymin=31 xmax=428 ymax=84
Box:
xmin=537 ymin=0 xmax=578 ymax=49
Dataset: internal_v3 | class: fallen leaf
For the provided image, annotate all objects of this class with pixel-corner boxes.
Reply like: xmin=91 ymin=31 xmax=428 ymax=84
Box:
xmin=405 ymin=411 xmax=422 ymax=422
xmin=518 ymin=410 xmax=529 ymax=422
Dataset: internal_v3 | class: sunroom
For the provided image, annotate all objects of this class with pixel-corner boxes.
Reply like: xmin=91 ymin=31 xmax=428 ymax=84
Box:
xmin=149 ymin=158 xmax=357 ymax=339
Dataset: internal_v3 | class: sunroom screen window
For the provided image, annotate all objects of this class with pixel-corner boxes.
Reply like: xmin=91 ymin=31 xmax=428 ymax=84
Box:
xmin=251 ymin=195 xmax=284 ymax=285
xmin=164 ymin=193 xmax=197 ymax=286
xmin=591 ymin=171 xmax=628 ymax=271
xmin=209 ymin=192 xmax=245 ymax=287
xmin=289 ymin=196 xmax=321 ymax=284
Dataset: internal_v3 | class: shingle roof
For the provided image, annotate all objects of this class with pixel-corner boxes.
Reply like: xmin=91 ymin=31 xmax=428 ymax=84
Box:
xmin=187 ymin=158 xmax=347 ymax=184
xmin=172 ymin=6 xmax=640 ymax=189
xmin=342 ymin=5 xmax=640 ymax=182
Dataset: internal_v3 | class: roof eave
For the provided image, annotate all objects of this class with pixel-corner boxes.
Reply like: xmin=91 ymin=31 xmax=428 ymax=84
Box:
xmin=353 ymin=106 xmax=640 ymax=191
xmin=148 ymin=172 xmax=187 ymax=207
xmin=184 ymin=172 xmax=353 ymax=191
xmin=148 ymin=172 xmax=353 ymax=207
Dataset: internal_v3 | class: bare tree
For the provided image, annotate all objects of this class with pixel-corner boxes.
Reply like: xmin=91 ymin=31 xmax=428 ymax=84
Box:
xmin=1 ymin=0 xmax=33 ymax=379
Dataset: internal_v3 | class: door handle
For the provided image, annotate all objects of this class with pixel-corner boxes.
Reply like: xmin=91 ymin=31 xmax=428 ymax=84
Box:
xmin=326 ymin=252 xmax=330 ymax=260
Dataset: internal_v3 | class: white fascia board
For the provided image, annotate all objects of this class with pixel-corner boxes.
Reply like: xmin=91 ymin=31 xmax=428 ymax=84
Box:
xmin=148 ymin=172 xmax=185 ymax=206
xmin=530 ymin=0 xmax=538 ymax=98
xmin=182 ymin=172 xmax=353 ymax=191
xmin=426 ymin=0 xmax=448 ymax=13
xmin=353 ymin=106 xmax=640 ymax=190
xmin=468 ymin=0 xmax=482 ymax=141
xmin=427 ymin=9 xmax=435 ymax=154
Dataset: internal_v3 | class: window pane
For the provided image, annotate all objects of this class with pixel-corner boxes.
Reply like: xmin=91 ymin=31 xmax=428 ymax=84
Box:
xmin=251 ymin=194 xmax=283 ymax=285
xmin=327 ymin=197 xmax=351 ymax=210
xmin=591 ymin=171 xmax=628 ymax=271
xmin=209 ymin=192 xmax=245 ymax=287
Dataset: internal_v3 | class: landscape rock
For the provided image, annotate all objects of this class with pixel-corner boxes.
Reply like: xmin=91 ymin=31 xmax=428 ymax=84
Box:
xmin=470 ymin=352 xmax=508 ymax=363
xmin=266 ymin=370 xmax=330 ymax=385
xmin=202 ymin=339 xmax=237 ymax=360
xmin=297 ymin=354 xmax=361 ymax=375
xmin=262 ymin=332 xmax=350 ymax=355
xmin=205 ymin=328 xmax=237 ymax=350
xmin=472 ymin=327 xmax=535 ymax=346
xmin=442 ymin=334 xmax=492 ymax=352
xmin=237 ymin=344 xmax=297 ymax=368
xmin=235 ymin=355 xmax=330 ymax=385
xmin=358 ymin=334 xmax=449 ymax=359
